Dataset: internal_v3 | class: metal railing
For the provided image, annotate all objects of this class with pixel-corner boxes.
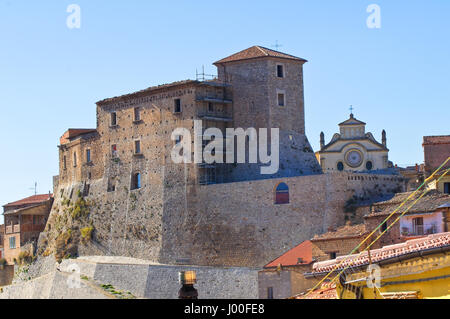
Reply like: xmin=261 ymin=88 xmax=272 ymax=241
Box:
xmin=401 ymin=223 xmax=439 ymax=236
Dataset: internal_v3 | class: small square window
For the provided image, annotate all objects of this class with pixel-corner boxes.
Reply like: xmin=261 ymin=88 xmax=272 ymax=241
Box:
xmin=277 ymin=93 xmax=285 ymax=106
xmin=277 ymin=65 xmax=284 ymax=78
xmin=174 ymin=99 xmax=182 ymax=113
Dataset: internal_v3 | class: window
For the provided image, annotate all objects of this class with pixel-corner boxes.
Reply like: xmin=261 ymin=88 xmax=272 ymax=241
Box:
xmin=337 ymin=162 xmax=344 ymax=171
xmin=366 ymin=161 xmax=373 ymax=171
xmin=277 ymin=64 xmax=284 ymax=78
xmin=111 ymin=145 xmax=118 ymax=158
xmin=329 ymin=252 xmax=337 ymax=259
xmin=275 ymin=182 xmax=289 ymax=205
xmin=86 ymin=149 xmax=91 ymax=163
xmin=134 ymin=107 xmax=141 ymax=122
xmin=9 ymin=236 xmax=16 ymax=249
xmin=111 ymin=112 xmax=117 ymax=126
xmin=135 ymin=140 xmax=141 ymax=154
xmin=381 ymin=221 xmax=387 ymax=232
xmin=132 ymin=173 xmax=141 ymax=190
xmin=444 ymin=183 xmax=450 ymax=194
xmin=73 ymin=152 xmax=77 ymax=167
xmin=277 ymin=93 xmax=285 ymax=106
xmin=63 ymin=155 xmax=67 ymax=170
xmin=267 ymin=287 xmax=274 ymax=299
xmin=175 ymin=135 xmax=182 ymax=145
xmin=413 ymin=217 xmax=424 ymax=235
xmin=208 ymin=102 xmax=214 ymax=112
xmin=174 ymin=99 xmax=182 ymax=113
xmin=107 ymin=178 xmax=116 ymax=192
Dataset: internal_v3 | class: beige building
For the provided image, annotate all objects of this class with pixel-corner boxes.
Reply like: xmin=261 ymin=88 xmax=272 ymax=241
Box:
xmin=316 ymin=113 xmax=389 ymax=173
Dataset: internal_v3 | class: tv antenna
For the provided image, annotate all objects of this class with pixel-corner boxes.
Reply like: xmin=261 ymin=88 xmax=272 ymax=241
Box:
xmin=29 ymin=182 xmax=37 ymax=196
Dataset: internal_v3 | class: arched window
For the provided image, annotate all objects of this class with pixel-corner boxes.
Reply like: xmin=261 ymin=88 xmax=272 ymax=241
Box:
xmin=337 ymin=162 xmax=344 ymax=171
xmin=275 ymin=182 xmax=289 ymax=205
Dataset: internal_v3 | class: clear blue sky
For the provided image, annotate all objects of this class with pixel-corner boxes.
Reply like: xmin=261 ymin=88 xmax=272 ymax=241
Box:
xmin=1 ymin=0 xmax=449 ymax=223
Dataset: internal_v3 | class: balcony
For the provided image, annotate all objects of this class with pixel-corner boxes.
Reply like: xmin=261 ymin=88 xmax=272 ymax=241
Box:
xmin=196 ymin=96 xmax=232 ymax=104
xmin=5 ymin=224 xmax=20 ymax=234
xmin=401 ymin=223 xmax=439 ymax=237
xmin=196 ymin=110 xmax=233 ymax=122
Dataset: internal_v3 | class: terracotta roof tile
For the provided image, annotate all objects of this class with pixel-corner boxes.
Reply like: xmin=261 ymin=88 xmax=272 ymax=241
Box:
xmin=214 ymin=46 xmax=307 ymax=65
xmin=264 ymin=240 xmax=313 ymax=268
xmin=312 ymin=232 xmax=450 ymax=274
xmin=295 ymin=283 xmax=337 ymax=299
xmin=366 ymin=190 xmax=450 ymax=217
xmin=3 ymin=194 xmax=52 ymax=208
xmin=311 ymin=224 xmax=367 ymax=241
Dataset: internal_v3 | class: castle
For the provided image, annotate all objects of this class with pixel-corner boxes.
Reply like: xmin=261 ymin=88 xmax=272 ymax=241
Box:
xmin=39 ymin=46 xmax=405 ymax=267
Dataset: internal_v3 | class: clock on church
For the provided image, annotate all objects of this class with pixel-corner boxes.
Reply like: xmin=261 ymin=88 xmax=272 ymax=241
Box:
xmin=316 ymin=113 xmax=390 ymax=173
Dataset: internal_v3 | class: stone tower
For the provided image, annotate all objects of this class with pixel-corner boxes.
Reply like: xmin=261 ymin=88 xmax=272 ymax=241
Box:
xmin=214 ymin=46 xmax=322 ymax=181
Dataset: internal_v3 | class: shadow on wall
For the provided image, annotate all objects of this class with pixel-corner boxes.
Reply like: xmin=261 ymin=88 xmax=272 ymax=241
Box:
xmin=0 ymin=265 xmax=14 ymax=287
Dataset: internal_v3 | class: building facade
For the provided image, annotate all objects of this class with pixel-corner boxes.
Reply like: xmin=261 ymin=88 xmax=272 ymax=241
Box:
xmin=39 ymin=46 xmax=405 ymax=268
xmin=2 ymin=194 xmax=53 ymax=264
xmin=316 ymin=113 xmax=390 ymax=173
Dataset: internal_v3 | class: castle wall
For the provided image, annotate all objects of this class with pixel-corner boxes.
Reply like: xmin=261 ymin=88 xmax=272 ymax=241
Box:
xmin=159 ymin=172 xmax=405 ymax=267
xmin=42 ymin=171 xmax=404 ymax=268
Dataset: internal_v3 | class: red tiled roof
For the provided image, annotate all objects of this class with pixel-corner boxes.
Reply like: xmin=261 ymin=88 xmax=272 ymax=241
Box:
xmin=295 ymin=283 xmax=337 ymax=299
xmin=264 ymin=240 xmax=313 ymax=268
xmin=60 ymin=128 xmax=97 ymax=145
xmin=366 ymin=190 xmax=450 ymax=217
xmin=311 ymin=224 xmax=367 ymax=241
xmin=214 ymin=46 xmax=307 ymax=65
xmin=3 ymin=194 xmax=52 ymax=208
xmin=312 ymin=232 xmax=450 ymax=274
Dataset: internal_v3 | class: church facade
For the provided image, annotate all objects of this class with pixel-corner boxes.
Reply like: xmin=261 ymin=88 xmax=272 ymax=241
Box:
xmin=316 ymin=113 xmax=390 ymax=173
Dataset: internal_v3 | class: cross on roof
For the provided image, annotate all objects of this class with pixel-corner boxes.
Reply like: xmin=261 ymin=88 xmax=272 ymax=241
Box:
xmin=349 ymin=105 xmax=354 ymax=115
xmin=271 ymin=40 xmax=283 ymax=50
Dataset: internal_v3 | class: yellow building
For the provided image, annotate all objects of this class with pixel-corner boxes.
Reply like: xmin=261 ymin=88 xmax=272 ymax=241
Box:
xmin=308 ymin=232 xmax=450 ymax=299
xmin=316 ymin=113 xmax=390 ymax=173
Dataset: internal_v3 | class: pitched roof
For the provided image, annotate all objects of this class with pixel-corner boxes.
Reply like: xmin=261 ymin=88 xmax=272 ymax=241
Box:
xmin=311 ymin=232 xmax=450 ymax=274
xmin=366 ymin=190 xmax=450 ymax=217
xmin=311 ymin=224 xmax=367 ymax=241
xmin=264 ymin=240 xmax=313 ymax=268
xmin=3 ymin=194 xmax=52 ymax=209
xmin=214 ymin=46 xmax=307 ymax=65
xmin=60 ymin=128 xmax=97 ymax=145
xmin=338 ymin=114 xmax=366 ymax=126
